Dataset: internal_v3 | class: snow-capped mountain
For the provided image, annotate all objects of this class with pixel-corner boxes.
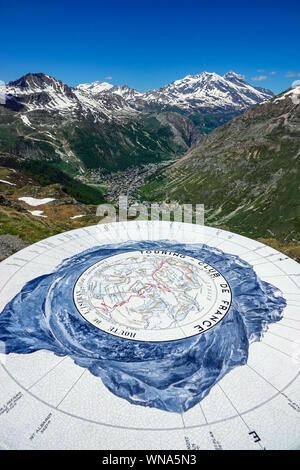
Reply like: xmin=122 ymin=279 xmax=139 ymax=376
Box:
xmin=77 ymin=71 xmax=274 ymax=113
xmin=1 ymin=73 xmax=201 ymax=173
xmin=5 ymin=73 xmax=137 ymax=122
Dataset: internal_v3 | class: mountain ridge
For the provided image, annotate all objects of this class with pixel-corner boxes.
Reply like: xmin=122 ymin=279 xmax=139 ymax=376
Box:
xmin=5 ymin=70 xmax=274 ymax=117
xmin=139 ymin=83 xmax=300 ymax=248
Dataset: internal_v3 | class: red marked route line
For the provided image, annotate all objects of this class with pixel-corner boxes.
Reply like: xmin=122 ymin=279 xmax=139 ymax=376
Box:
xmin=96 ymin=258 xmax=171 ymax=312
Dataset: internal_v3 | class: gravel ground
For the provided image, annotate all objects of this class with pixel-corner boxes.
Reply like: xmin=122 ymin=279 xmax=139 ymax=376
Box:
xmin=0 ymin=234 xmax=28 ymax=261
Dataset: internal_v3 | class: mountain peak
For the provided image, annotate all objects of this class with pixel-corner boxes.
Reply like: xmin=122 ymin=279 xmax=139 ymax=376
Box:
xmin=5 ymin=72 xmax=79 ymax=113
xmin=4 ymin=70 xmax=275 ymax=118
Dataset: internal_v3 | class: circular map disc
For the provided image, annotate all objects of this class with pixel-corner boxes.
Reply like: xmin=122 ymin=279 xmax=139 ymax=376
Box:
xmin=0 ymin=221 xmax=299 ymax=450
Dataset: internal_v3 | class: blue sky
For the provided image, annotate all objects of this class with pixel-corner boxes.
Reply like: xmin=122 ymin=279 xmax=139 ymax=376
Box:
xmin=1 ymin=0 xmax=299 ymax=94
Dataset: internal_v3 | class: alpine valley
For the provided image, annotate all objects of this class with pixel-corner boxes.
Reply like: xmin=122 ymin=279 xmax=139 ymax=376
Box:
xmin=0 ymin=70 xmax=299 ymax=260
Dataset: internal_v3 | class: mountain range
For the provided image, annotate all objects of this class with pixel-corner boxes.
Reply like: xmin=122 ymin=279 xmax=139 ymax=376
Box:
xmin=2 ymin=70 xmax=299 ymax=261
